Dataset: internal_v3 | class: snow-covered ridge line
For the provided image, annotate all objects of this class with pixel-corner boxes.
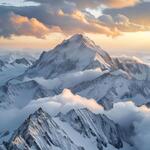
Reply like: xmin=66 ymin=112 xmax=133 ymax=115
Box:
xmin=1 ymin=107 xmax=132 ymax=150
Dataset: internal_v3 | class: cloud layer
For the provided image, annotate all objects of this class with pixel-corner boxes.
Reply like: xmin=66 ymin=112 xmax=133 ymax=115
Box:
xmin=0 ymin=0 xmax=149 ymax=38
xmin=0 ymin=89 xmax=103 ymax=132
xmin=0 ymin=12 xmax=51 ymax=38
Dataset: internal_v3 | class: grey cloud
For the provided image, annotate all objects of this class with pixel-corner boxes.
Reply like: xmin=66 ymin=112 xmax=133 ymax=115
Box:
xmin=0 ymin=0 xmax=149 ymax=38
xmin=26 ymin=0 xmax=140 ymax=9
xmin=0 ymin=11 xmax=51 ymax=38
xmin=0 ymin=4 xmax=119 ymax=38
xmin=103 ymin=2 xmax=150 ymax=26
xmin=98 ymin=14 xmax=150 ymax=32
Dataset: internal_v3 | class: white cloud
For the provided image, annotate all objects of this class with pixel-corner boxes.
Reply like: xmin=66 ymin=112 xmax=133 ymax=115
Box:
xmin=0 ymin=89 xmax=103 ymax=135
xmin=24 ymin=68 xmax=105 ymax=90
xmin=104 ymin=102 xmax=150 ymax=150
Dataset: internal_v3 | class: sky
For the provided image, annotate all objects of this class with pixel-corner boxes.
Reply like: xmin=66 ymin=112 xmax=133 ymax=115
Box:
xmin=0 ymin=0 xmax=150 ymax=55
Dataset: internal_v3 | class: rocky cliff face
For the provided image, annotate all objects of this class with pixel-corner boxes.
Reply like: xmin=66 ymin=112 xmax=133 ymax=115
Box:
xmin=58 ymin=108 xmax=124 ymax=149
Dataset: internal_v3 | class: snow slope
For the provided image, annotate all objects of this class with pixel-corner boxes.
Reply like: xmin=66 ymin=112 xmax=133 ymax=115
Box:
xmin=1 ymin=34 xmax=150 ymax=109
xmin=0 ymin=53 xmax=36 ymax=86
xmin=24 ymin=34 xmax=113 ymax=79
xmin=1 ymin=108 xmax=134 ymax=150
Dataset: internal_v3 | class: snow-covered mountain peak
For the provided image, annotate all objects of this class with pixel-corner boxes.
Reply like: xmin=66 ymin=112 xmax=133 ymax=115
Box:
xmin=55 ymin=34 xmax=107 ymax=56
xmin=3 ymin=108 xmax=83 ymax=150
xmin=66 ymin=34 xmax=98 ymax=49
xmin=29 ymin=107 xmax=46 ymax=119
xmin=24 ymin=34 xmax=113 ymax=79
xmin=68 ymin=34 xmax=86 ymax=42
xmin=28 ymin=107 xmax=53 ymax=122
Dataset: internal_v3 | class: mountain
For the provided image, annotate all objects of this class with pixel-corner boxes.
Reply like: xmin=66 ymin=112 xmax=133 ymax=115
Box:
xmin=23 ymin=34 xmax=150 ymax=81
xmin=0 ymin=34 xmax=148 ymax=150
xmin=0 ymin=80 xmax=56 ymax=109
xmin=24 ymin=34 xmax=114 ymax=79
xmin=0 ymin=52 xmax=37 ymax=65
xmin=58 ymin=108 xmax=124 ymax=149
xmin=22 ymin=34 xmax=150 ymax=109
xmin=0 ymin=34 xmax=150 ymax=109
xmin=71 ymin=69 xmax=150 ymax=109
xmin=1 ymin=108 xmax=133 ymax=150
xmin=2 ymin=108 xmax=83 ymax=150
xmin=112 ymin=56 xmax=150 ymax=80
xmin=0 ymin=53 xmax=36 ymax=87
xmin=11 ymin=58 xmax=32 ymax=66
xmin=0 ymin=60 xmax=5 ymax=70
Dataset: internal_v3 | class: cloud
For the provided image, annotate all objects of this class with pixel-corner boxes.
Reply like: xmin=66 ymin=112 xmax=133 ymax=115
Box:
xmin=1 ymin=89 xmax=150 ymax=150
xmin=26 ymin=0 xmax=140 ymax=9
xmin=98 ymin=14 xmax=150 ymax=32
xmin=133 ymin=109 xmax=150 ymax=150
xmin=23 ymin=68 xmax=108 ymax=90
xmin=0 ymin=89 xmax=103 ymax=133
xmin=0 ymin=5 xmax=120 ymax=38
xmin=103 ymin=2 xmax=150 ymax=26
xmin=0 ymin=12 xmax=60 ymax=38
xmin=0 ymin=0 xmax=149 ymax=38
xmin=100 ymin=0 xmax=140 ymax=8
xmin=45 ymin=89 xmax=103 ymax=113
xmin=104 ymin=102 xmax=150 ymax=150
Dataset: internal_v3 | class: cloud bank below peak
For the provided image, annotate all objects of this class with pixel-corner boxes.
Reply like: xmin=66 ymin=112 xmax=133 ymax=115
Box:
xmin=0 ymin=89 xmax=150 ymax=150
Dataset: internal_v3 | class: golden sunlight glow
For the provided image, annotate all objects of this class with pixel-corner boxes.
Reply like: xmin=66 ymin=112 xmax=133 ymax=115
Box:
xmin=86 ymin=32 xmax=150 ymax=54
xmin=0 ymin=32 xmax=150 ymax=54
xmin=0 ymin=33 xmax=65 ymax=50
xmin=71 ymin=10 xmax=88 ymax=23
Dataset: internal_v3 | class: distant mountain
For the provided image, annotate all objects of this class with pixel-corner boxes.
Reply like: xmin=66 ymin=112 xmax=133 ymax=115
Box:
xmin=1 ymin=108 xmax=133 ymax=150
xmin=11 ymin=58 xmax=32 ymax=66
xmin=0 ymin=53 xmax=36 ymax=87
xmin=71 ymin=69 xmax=150 ymax=109
xmin=0 ymin=52 xmax=37 ymax=64
xmin=0 ymin=80 xmax=55 ymax=109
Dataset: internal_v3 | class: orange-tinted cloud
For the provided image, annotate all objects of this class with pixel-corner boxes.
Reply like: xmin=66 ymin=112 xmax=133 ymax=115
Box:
xmin=0 ymin=12 xmax=61 ymax=38
xmin=26 ymin=0 xmax=140 ymax=8
xmin=0 ymin=0 xmax=149 ymax=39
xmin=102 ymin=0 xmax=140 ymax=8
xmin=99 ymin=14 xmax=150 ymax=33
xmin=10 ymin=13 xmax=50 ymax=38
xmin=103 ymin=2 xmax=150 ymax=26
xmin=56 ymin=10 xmax=120 ymax=36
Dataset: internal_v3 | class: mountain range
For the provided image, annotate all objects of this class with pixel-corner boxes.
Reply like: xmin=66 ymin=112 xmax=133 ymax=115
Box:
xmin=0 ymin=34 xmax=149 ymax=150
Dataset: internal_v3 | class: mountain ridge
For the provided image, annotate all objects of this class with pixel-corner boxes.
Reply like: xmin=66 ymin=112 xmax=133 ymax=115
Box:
xmin=1 ymin=108 xmax=133 ymax=150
